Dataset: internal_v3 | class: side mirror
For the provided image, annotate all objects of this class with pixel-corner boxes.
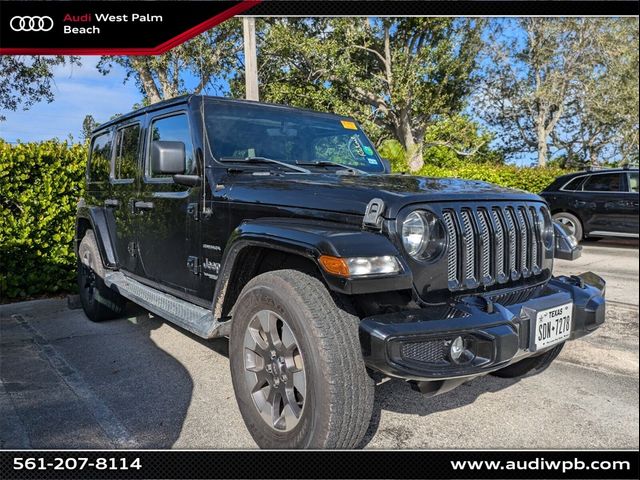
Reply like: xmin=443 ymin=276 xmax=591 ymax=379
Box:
xmin=553 ymin=221 xmax=582 ymax=260
xmin=151 ymin=141 xmax=185 ymax=175
xmin=380 ymin=157 xmax=392 ymax=174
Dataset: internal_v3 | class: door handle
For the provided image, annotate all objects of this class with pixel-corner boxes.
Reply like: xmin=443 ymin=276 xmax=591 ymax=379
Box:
xmin=134 ymin=201 xmax=154 ymax=211
xmin=104 ymin=199 xmax=119 ymax=208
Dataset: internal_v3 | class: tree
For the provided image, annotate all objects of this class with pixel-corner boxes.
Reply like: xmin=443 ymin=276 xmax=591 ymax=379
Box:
xmin=477 ymin=18 xmax=639 ymax=167
xmin=0 ymin=56 xmax=81 ymax=121
xmin=97 ymin=21 xmax=242 ymax=104
xmin=553 ymin=19 xmax=639 ymax=167
xmin=82 ymin=115 xmax=99 ymax=141
xmin=242 ymin=18 xmax=484 ymax=171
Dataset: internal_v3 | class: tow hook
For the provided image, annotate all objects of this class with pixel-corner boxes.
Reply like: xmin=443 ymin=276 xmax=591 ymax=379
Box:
xmin=461 ymin=295 xmax=495 ymax=314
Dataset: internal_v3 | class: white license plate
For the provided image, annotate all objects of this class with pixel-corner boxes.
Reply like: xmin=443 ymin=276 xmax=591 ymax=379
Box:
xmin=534 ymin=303 xmax=573 ymax=350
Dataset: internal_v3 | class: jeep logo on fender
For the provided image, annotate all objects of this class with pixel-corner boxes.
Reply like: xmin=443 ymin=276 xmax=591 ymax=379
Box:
xmin=10 ymin=16 xmax=54 ymax=32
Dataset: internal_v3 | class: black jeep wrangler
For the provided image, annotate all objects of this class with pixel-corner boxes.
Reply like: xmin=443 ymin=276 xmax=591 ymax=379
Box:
xmin=76 ymin=95 xmax=605 ymax=448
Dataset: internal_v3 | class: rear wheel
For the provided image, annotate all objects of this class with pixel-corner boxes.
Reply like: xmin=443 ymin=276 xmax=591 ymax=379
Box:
xmin=77 ymin=230 xmax=126 ymax=322
xmin=552 ymin=212 xmax=583 ymax=240
xmin=491 ymin=343 xmax=564 ymax=378
xmin=229 ymin=269 xmax=374 ymax=448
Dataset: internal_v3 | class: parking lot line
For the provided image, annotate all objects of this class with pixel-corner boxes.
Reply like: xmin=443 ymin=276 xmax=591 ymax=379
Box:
xmin=11 ymin=314 xmax=138 ymax=448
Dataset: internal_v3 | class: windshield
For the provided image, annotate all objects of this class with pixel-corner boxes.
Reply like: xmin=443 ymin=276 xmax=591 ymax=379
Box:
xmin=204 ymin=100 xmax=385 ymax=173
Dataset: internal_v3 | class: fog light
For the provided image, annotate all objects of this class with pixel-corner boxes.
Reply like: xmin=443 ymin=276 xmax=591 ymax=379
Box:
xmin=450 ymin=336 xmax=465 ymax=363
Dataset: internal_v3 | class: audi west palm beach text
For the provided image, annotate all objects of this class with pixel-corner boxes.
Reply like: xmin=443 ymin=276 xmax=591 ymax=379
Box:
xmin=75 ymin=95 xmax=606 ymax=448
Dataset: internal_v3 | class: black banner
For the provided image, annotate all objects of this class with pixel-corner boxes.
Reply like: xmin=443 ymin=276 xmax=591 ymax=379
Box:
xmin=1 ymin=1 xmax=638 ymax=54
xmin=0 ymin=450 xmax=638 ymax=479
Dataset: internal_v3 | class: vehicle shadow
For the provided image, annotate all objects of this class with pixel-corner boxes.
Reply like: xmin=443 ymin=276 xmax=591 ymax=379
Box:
xmin=114 ymin=306 xmax=196 ymax=448
xmin=358 ymin=373 xmax=522 ymax=448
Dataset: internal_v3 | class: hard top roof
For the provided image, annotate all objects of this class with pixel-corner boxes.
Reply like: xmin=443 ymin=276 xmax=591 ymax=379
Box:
xmin=91 ymin=95 xmax=355 ymax=134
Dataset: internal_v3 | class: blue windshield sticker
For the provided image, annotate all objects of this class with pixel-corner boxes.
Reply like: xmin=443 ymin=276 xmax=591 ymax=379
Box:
xmin=363 ymin=146 xmax=374 ymax=155
xmin=367 ymin=157 xmax=378 ymax=165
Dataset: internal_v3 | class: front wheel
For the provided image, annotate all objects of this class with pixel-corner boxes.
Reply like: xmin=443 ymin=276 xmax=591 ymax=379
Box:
xmin=229 ymin=269 xmax=374 ymax=448
xmin=491 ymin=343 xmax=564 ymax=378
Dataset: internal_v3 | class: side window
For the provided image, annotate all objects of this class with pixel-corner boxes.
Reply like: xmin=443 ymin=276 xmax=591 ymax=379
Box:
xmin=582 ymin=173 xmax=623 ymax=192
xmin=147 ymin=114 xmax=194 ymax=178
xmin=89 ymin=131 xmax=113 ymax=183
xmin=562 ymin=176 xmax=585 ymax=191
xmin=628 ymin=172 xmax=639 ymax=193
xmin=114 ymin=123 xmax=141 ymax=181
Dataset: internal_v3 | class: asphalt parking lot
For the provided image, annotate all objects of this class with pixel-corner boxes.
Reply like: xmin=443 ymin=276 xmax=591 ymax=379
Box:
xmin=1 ymin=239 xmax=638 ymax=449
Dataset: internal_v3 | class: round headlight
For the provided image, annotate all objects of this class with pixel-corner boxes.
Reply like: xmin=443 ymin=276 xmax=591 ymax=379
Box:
xmin=402 ymin=211 xmax=427 ymax=256
xmin=401 ymin=210 xmax=446 ymax=260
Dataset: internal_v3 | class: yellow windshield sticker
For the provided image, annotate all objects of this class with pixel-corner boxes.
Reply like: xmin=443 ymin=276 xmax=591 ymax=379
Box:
xmin=341 ymin=120 xmax=358 ymax=130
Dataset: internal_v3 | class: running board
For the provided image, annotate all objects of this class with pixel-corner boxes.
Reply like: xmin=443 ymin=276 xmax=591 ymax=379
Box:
xmin=104 ymin=272 xmax=223 ymax=339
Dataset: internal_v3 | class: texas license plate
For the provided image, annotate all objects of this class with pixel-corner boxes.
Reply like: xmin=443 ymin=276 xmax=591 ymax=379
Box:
xmin=534 ymin=303 xmax=573 ymax=350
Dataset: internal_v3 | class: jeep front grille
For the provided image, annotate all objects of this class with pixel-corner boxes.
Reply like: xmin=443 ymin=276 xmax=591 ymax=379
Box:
xmin=442 ymin=205 xmax=548 ymax=290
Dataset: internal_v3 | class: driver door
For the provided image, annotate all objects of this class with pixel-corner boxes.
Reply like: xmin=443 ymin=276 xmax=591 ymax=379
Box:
xmin=136 ymin=110 xmax=202 ymax=297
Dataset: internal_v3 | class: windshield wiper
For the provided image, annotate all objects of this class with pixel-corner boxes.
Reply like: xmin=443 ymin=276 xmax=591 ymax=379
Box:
xmin=295 ymin=160 xmax=366 ymax=175
xmin=219 ymin=156 xmax=310 ymax=174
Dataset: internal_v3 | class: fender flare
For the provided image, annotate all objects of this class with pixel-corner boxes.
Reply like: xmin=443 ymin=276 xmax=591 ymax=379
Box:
xmin=211 ymin=218 xmax=413 ymax=319
xmin=75 ymin=202 xmax=118 ymax=269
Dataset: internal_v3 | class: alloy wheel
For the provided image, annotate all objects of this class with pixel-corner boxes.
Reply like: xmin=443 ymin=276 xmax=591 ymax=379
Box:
xmin=243 ymin=310 xmax=306 ymax=432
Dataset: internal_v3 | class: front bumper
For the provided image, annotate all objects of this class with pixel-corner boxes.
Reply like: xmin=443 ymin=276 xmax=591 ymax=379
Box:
xmin=359 ymin=272 xmax=605 ymax=387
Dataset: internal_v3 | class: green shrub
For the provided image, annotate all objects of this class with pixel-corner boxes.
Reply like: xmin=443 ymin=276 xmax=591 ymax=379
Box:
xmin=380 ymin=140 xmax=570 ymax=193
xmin=0 ymin=140 xmax=86 ymax=300
xmin=416 ymin=162 xmax=570 ymax=193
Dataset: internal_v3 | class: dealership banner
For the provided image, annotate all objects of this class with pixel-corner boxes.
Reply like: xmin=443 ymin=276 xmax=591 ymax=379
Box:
xmin=0 ymin=450 xmax=638 ymax=479
xmin=0 ymin=1 xmax=638 ymax=54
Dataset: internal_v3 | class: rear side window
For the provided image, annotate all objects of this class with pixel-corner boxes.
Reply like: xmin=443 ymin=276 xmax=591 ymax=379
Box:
xmin=147 ymin=114 xmax=194 ymax=178
xmin=583 ymin=173 xmax=623 ymax=192
xmin=89 ymin=131 xmax=113 ymax=183
xmin=562 ymin=176 xmax=585 ymax=191
xmin=114 ymin=123 xmax=141 ymax=181
xmin=628 ymin=172 xmax=639 ymax=193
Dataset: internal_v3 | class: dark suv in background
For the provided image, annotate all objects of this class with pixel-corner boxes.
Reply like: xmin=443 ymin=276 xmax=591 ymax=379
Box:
xmin=541 ymin=168 xmax=639 ymax=241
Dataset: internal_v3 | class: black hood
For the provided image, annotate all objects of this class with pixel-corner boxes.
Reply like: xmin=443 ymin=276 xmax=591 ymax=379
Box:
xmin=223 ymin=173 xmax=544 ymax=218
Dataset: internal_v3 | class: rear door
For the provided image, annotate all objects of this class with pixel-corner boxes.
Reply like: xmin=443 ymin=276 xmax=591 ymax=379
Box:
xmin=108 ymin=120 xmax=143 ymax=275
xmin=580 ymin=172 xmax=630 ymax=235
xmin=136 ymin=109 xmax=202 ymax=297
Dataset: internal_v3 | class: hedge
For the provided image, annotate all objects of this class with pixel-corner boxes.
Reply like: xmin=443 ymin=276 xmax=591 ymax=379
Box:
xmin=415 ymin=162 xmax=569 ymax=193
xmin=0 ymin=139 xmax=569 ymax=301
xmin=0 ymin=140 xmax=86 ymax=300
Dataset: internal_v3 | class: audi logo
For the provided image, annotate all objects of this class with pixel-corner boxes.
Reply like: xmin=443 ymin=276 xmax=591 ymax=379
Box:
xmin=10 ymin=16 xmax=54 ymax=32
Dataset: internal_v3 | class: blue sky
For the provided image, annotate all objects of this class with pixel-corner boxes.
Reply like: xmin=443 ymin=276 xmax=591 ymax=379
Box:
xmin=0 ymin=56 xmax=143 ymax=143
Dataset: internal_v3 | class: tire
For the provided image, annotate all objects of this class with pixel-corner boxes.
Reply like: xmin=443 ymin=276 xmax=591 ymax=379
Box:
xmin=552 ymin=212 xmax=583 ymax=240
xmin=229 ymin=269 xmax=374 ymax=449
xmin=77 ymin=230 xmax=126 ymax=322
xmin=491 ymin=343 xmax=564 ymax=378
